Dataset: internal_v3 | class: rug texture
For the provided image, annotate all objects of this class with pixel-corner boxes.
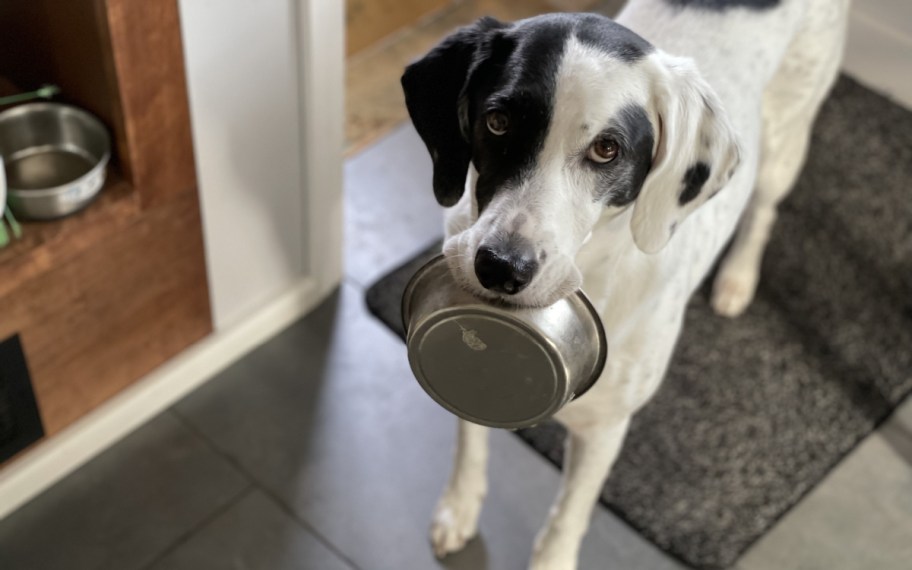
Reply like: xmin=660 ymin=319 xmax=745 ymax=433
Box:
xmin=365 ymin=76 xmax=912 ymax=569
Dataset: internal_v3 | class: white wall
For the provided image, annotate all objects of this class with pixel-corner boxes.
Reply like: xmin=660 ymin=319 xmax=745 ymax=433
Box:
xmin=179 ymin=0 xmax=313 ymax=329
xmin=844 ymin=0 xmax=912 ymax=108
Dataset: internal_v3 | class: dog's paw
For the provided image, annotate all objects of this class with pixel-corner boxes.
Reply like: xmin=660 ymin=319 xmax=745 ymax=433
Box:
xmin=429 ymin=490 xmax=484 ymax=558
xmin=529 ymin=532 xmax=579 ymax=570
xmin=528 ymin=551 xmax=578 ymax=570
xmin=711 ymin=270 xmax=758 ymax=318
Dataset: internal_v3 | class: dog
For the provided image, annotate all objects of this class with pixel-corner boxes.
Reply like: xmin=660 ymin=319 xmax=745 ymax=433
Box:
xmin=401 ymin=1 xmax=850 ymax=568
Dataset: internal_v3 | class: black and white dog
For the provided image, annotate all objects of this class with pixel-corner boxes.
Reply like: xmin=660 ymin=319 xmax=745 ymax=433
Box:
xmin=402 ymin=1 xmax=849 ymax=567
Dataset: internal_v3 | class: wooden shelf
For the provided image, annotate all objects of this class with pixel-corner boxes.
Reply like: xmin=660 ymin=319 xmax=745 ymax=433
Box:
xmin=0 ymin=0 xmax=211 ymax=454
xmin=0 ymin=75 xmax=143 ymax=299
xmin=0 ymin=174 xmax=141 ymax=299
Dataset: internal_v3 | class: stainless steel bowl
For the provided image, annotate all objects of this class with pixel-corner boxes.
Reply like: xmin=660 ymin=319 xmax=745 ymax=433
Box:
xmin=402 ymin=255 xmax=608 ymax=429
xmin=0 ymin=102 xmax=110 ymax=220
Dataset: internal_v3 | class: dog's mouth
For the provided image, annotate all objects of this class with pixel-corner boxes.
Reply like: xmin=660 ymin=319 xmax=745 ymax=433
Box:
xmin=442 ymin=241 xmax=581 ymax=309
xmin=465 ymin=284 xmax=540 ymax=308
xmin=466 ymin=280 xmax=580 ymax=309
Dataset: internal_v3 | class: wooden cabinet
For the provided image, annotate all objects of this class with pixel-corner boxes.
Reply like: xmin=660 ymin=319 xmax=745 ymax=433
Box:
xmin=0 ymin=0 xmax=212 ymax=448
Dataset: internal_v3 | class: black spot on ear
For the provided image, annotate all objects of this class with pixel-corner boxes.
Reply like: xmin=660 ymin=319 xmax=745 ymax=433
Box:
xmin=679 ymin=162 xmax=711 ymax=205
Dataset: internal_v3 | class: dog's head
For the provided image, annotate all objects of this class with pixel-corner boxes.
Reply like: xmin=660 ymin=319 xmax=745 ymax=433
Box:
xmin=402 ymin=14 xmax=741 ymax=306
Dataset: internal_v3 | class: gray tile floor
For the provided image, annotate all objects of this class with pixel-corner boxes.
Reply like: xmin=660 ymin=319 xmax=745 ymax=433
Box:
xmin=1 ymin=124 xmax=909 ymax=570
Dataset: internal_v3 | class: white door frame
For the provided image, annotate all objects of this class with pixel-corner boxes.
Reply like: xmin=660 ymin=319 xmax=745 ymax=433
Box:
xmin=296 ymin=0 xmax=345 ymax=298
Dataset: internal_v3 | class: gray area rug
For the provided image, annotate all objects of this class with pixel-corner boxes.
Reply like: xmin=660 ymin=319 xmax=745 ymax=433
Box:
xmin=365 ymin=76 xmax=912 ymax=569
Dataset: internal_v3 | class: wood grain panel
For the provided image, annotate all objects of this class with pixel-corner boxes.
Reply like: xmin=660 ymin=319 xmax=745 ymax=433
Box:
xmin=0 ymin=193 xmax=212 ymax=435
xmin=103 ymin=0 xmax=197 ymax=207
xmin=0 ymin=176 xmax=141 ymax=299
xmin=346 ymin=0 xmax=451 ymax=55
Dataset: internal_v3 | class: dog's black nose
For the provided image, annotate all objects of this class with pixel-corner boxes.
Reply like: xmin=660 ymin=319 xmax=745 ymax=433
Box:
xmin=474 ymin=245 xmax=539 ymax=295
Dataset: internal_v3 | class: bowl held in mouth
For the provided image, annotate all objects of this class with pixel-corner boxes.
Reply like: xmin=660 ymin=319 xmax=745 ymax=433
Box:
xmin=402 ymin=255 xmax=607 ymax=429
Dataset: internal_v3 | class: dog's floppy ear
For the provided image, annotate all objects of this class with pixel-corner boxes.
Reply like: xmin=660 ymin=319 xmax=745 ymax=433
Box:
xmin=401 ymin=17 xmax=508 ymax=207
xmin=630 ymin=52 xmax=742 ymax=253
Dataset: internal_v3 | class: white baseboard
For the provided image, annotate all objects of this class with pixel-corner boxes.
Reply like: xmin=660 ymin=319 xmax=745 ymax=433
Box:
xmin=0 ymin=277 xmax=331 ymax=520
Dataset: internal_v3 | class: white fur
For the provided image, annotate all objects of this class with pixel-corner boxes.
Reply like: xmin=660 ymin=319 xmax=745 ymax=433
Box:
xmin=431 ymin=1 xmax=850 ymax=568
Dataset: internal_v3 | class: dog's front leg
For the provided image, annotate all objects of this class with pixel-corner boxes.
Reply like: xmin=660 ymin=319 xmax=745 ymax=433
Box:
xmin=530 ymin=420 xmax=630 ymax=570
xmin=430 ymin=418 xmax=489 ymax=557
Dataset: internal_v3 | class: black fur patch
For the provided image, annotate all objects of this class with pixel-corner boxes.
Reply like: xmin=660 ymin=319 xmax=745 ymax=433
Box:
xmin=402 ymin=17 xmax=508 ymax=207
xmin=664 ymin=0 xmax=780 ymax=10
xmin=468 ymin=18 xmax=568 ymax=211
xmin=571 ymin=13 xmax=653 ymax=62
xmin=591 ymin=104 xmax=655 ymax=207
xmin=680 ymin=162 xmax=711 ymax=205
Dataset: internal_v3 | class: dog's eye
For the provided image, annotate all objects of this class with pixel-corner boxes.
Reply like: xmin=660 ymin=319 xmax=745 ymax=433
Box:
xmin=589 ymin=137 xmax=619 ymax=163
xmin=486 ymin=111 xmax=509 ymax=135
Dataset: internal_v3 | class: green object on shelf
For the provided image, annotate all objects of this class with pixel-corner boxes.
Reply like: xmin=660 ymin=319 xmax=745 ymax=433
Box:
xmin=5 ymin=208 xmax=21 ymax=238
xmin=0 ymin=84 xmax=60 ymax=107
xmin=0 ymin=209 xmax=22 ymax=249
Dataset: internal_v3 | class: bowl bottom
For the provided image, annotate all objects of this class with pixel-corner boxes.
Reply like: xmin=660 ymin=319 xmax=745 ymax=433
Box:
xmin=408 ymin=311 xmax=567 ymax=429
xmin=6 ymin=147 xmax=95 ymax=190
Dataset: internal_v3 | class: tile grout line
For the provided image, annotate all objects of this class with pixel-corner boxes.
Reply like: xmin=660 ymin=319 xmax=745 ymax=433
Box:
xmin=139 ymin=483 xmax=254 ymax=570
xmin=167 ymin=409 xmax=364 ymax=570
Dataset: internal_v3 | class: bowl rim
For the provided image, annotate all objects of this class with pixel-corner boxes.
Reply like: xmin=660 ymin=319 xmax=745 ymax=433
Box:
xmin=0 ymin=100 xmax=108 ymax=126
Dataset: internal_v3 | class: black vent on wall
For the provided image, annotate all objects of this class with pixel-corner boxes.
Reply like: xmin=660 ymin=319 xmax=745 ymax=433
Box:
xmin=0 ymin=335 xmax=44 ymax=463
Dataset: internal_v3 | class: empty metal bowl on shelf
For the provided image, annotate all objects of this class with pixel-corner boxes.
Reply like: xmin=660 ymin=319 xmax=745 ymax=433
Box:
xmin=0 ymin=102 xmax=110 ymax=220
xmin=402 ymin=255 xmax=608 ymax=429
